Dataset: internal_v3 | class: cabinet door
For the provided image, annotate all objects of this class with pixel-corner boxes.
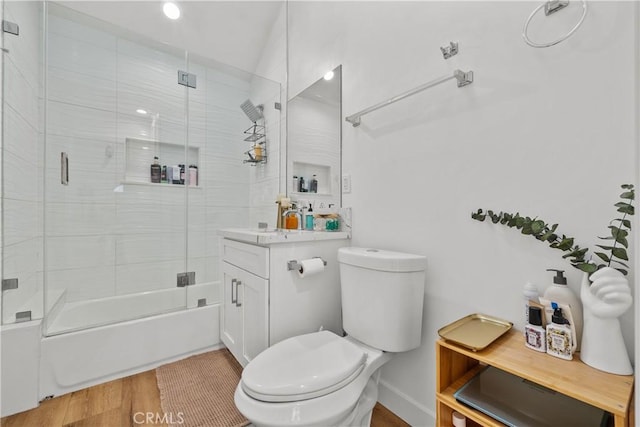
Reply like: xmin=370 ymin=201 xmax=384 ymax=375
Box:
xmin=221 ymin=262 xmax=243 ymax=363
xmin=239 ymin=272 xmax=269 ymax=365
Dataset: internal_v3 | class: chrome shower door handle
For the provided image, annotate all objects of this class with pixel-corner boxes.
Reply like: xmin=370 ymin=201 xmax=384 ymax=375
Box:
xmin=61 ymin=152 xmax=69 ymax=185
xmin=231 ymin=278 xmax=237 ymax=304
xmin=235 ymin=281 xmax=242 ymax=307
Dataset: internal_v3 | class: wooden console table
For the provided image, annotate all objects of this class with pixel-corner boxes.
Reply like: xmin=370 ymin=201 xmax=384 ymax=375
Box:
xmin=436 ymin=329 xmax=634 ymax=426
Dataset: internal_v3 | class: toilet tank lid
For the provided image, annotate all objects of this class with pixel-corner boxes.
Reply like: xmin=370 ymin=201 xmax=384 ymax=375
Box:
xmin=338 ymin=247 xmax=426 ymax=272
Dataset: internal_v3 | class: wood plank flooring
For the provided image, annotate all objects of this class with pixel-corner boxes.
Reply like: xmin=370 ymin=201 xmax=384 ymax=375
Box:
xmin=2 ymin=369 xmax=409 ymax=427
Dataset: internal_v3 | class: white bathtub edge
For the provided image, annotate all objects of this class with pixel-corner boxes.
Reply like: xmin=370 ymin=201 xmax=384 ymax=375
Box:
xmin=1 ymin=320 xmax=42 ymax=417
xmin=40 ymin=304 xmax=221 ymax=399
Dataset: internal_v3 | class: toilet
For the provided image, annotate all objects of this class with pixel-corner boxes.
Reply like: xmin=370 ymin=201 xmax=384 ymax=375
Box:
xmin=234 ymin=247 xmax=426 ymax=427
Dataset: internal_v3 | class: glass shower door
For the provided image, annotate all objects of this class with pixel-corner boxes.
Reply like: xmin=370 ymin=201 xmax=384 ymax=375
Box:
xmin=1 ymin=0 xmax=45 ymax=325
xmin=42 ymin=4 xmax=189 ymax=335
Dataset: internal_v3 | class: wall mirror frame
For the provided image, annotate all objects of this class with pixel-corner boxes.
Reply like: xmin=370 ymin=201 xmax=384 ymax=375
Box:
xmin=286 ymin=65 xmax=342 ymax=209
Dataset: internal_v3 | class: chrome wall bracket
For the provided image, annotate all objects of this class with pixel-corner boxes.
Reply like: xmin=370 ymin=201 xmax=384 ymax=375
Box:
xmin=2 ymin=20 xmax=19 ymax=36
xmin=2 ymin=278 xmax=18 ymax=291
xmin=454 ymin=70 xmax=473 ymax=87
xmin=440 ymin=41 xmax=458 ymax=59
xmin=177 ymin=271 xmax=195 ymax=287
xmin=16 ymin=311 xmax=32 ymax=323
xmin=287 ymin=258 xmax=327 ymax=271
xmin=545 ymin=0 xmax=569 ymax=15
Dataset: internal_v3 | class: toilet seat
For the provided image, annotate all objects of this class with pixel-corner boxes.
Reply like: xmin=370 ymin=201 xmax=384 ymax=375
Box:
xmin=241 ymin=331 xmax=367 ymax=402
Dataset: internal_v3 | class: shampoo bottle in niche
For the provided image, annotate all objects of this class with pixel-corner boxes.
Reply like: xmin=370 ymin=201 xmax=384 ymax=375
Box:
xmin=310 ymin=174 xmax=318 ymax=193
xmin=543 ymin=269 xmax=582 ymax=350
xmin=524 ymin=306 xmax=546 ymax=352
xmin=150 ymin=156 xmax=161 ymax=183
xmin=546 ymin=303 xmax=573 ymax=360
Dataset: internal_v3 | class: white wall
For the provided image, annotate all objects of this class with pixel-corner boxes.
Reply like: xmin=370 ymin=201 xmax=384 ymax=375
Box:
xmin=288 ymin=2 xmax=637 ymax=425
xmin=2 ymin=1 xmax=43 ymax=324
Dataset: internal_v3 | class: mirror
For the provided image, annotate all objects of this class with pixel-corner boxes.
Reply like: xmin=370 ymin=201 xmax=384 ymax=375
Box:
xmin=287 ymin=65 xmax=342 ymax=209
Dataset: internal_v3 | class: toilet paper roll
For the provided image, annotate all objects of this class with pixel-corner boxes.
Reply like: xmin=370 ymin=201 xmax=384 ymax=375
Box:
xmin=297 ymin=258 xmax=325 ymax=278
xmin=452 ymin=411 xmax=466 ymax=427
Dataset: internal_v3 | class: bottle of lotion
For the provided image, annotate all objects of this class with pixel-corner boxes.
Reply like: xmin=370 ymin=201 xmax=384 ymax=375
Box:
xmin=543 ymin=269 xmax=582 ymax=350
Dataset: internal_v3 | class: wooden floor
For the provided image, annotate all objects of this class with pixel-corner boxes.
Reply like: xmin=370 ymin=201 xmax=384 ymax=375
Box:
xmin=2 ymin=369 xmax=409 ymax=427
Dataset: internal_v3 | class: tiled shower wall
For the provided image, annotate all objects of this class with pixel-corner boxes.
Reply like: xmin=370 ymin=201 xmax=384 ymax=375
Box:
xmin=44 ymin=7 xmax=279 ymax=303
xmin=2 ymin=1 xmax=44 ymax=324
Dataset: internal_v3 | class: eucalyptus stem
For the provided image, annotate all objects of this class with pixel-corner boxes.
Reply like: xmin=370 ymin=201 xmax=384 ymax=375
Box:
xmin=472 ymin=184 xmax=634 ymax=277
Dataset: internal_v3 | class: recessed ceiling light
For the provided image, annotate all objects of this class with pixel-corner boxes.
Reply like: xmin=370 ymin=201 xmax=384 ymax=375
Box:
xmin=323 ymin=70 xmax=334 ymax=81
xmin=163 ymin=2 xmax=181 ymax=20
xmin=136 ymin=109 xmax=148 ymax=115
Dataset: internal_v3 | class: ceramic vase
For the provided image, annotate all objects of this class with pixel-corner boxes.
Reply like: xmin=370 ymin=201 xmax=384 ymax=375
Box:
xmin=579 ymin=268 xmax=633 ymax=375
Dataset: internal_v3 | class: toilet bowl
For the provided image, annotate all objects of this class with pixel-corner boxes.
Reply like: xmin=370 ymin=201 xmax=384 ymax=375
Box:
xmin=235 ymin=331 xmax=392 ymax=427
xmin=234 ymin=247 xmax=426 ymax=427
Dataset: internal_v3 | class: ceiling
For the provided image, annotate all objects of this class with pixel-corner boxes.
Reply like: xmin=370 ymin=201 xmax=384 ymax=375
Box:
xmin=59 ymin=1 xmax=284 ymax=74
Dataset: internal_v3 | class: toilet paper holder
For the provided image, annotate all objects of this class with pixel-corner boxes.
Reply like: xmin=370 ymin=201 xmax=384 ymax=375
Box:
xmin=287 ymin=258 xmax=327 ymax=271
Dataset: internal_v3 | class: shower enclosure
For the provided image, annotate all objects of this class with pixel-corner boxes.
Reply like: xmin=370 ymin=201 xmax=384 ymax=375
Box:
xmin=1 ymin=2 xmax=282 ymax=336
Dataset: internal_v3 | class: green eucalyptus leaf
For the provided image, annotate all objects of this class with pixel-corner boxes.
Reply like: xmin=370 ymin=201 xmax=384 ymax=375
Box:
xmin=615 ymin=268 xmax=629 ymax=276
xmin=576 ymin=263 xmax=598 ymax=274
xmin=616 ymin=204 xmax=634 ymax=215
xmin=609 ymin=226 xmax=628 ymax=238
xmin=531 ymin=220 xmax=545 ymax=234
xmin=611 ymin=247 xmax=629 ymax=261
xmin=556 ymin=238 xmax=574 ymax=251
xmin=594 ymin=252 xmax=610 ymax=263
xmin=612 ymin=260 xmax=629 ymax=268
xmin=621 ymin=184 xmax=634 ymax=189
xmin=615 ymin=235 xmax=629 ymax=248
xmin=596 ymin=244 xmax=615 ymax=251
xmin=620 ymin=191 xmax=634 ymax=200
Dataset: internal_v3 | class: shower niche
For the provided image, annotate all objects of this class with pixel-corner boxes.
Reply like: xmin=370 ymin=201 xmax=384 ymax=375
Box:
xmin=123 ymin=137 xmax=201 ymax=187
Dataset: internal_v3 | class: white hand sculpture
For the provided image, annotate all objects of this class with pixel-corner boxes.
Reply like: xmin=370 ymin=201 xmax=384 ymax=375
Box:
xmin=581 ymin=267 xmax=632 ymax=318
xmin=580 ymin=267 xmax=633 ymax=375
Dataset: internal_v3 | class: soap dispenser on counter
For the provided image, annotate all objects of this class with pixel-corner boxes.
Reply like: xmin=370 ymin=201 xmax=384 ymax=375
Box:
xmin=546 ymin=303 xmax=574 ymax=360
xmin=543 ymin=269 xmax=582 ymax=350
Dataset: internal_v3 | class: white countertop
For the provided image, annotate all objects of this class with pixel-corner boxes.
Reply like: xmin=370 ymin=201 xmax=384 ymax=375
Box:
xmin=219 ymin=228 xmax=351 ymax=245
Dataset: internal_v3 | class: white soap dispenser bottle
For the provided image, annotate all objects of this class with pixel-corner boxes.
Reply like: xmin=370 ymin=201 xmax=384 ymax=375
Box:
xmin=543 ymin=268 xmax=582 ymax=350
xmin=546 ymin=303 xmax=573 ymax=360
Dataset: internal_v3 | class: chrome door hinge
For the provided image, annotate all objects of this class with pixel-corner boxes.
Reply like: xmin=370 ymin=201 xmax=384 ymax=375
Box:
xmin=177 ymin=271 xmax=196 ymax=287
xmin=2 ymin=278 xmax=18 ymax=291
xmin=178 ymin=70 xmax=196 ymax=88
xmin=2 ymin=20 xmax=19 ymax=36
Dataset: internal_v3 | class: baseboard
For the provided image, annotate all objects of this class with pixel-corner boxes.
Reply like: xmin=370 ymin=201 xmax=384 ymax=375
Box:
xmin=378 ymin=379 xmax=435 ymax=427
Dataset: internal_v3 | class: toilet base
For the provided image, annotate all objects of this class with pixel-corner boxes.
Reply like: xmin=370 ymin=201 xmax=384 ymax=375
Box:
xmin=344 ymin=376 xmax=379 ymax=427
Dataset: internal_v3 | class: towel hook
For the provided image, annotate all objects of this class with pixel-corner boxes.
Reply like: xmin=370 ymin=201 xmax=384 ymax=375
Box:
xmin=522 ymin=0 xmax=587 ymax=48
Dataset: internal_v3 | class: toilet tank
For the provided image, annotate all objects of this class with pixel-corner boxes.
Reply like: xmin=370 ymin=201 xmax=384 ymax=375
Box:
xmin=338 ymin=247 xmax=426 ymax=352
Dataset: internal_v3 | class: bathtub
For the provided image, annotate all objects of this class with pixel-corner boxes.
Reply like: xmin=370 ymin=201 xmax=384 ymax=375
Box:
xmin=39 ymin=283 xmax=222 ymax=399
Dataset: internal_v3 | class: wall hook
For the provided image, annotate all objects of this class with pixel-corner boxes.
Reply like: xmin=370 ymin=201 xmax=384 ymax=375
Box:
xmin=440 ymin=41 xmax=458 ymax=59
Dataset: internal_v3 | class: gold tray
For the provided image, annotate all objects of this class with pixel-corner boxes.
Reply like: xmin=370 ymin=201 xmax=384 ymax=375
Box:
xmin=438 ymin=313 xmax=513 ymax=351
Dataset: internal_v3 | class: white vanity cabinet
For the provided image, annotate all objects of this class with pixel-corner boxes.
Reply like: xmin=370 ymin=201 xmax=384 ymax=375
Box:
xmin=219 ymin=230 xmax=350 ymax=367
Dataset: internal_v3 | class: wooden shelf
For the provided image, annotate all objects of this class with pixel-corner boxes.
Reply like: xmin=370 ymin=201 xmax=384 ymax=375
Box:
xmin=436 ymin=329 xmax=634 ymax=427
